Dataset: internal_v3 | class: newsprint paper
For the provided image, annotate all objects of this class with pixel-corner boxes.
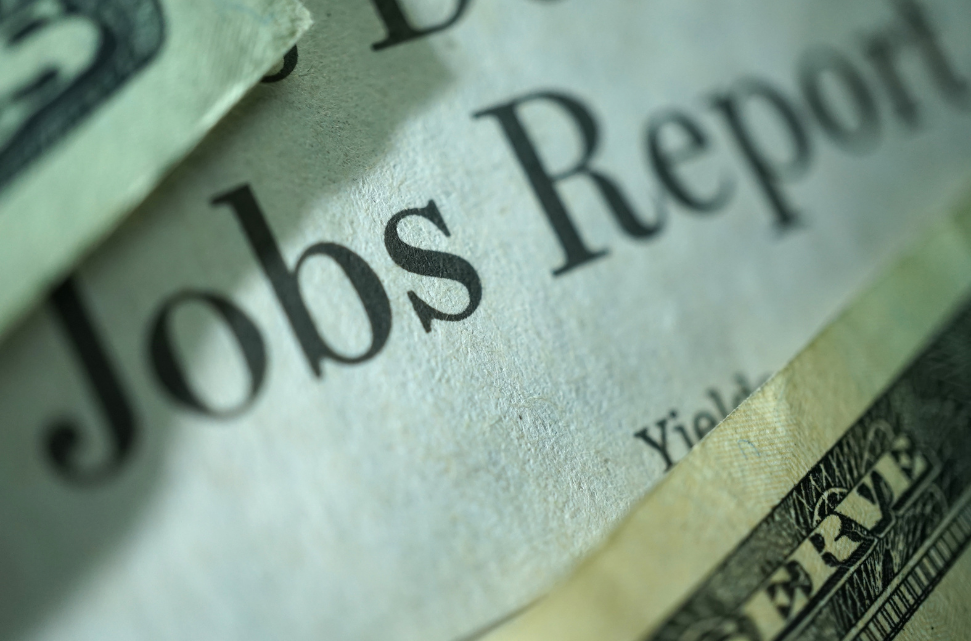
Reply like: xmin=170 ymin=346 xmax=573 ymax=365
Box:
xmin=2 ymin=2 xmax=971 ymax=641
xmin=486 ymin=195 xmax=971 ymax=641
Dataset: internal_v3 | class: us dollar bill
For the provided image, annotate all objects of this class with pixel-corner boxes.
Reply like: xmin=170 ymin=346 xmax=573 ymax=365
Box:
xmin=0 ymin=0 xmax=310 ymax=339
xmin=484 ymin=195 xmax=971 ymax=641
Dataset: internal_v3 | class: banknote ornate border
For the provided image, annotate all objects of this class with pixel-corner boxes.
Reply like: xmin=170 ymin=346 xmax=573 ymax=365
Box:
xmin=649 ymin=297 xmax=971 ymax=641
xmin=0 ymin=0 xmax=165 ymax=191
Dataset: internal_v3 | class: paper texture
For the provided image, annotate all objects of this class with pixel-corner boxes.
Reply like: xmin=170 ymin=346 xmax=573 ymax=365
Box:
xmin=0 ymin=0 xmax=310 ymax=339
xmin=1 ymin=1 xmax=971 ymax=640
xmin=484 ymin=190 xmax=971 ymax=641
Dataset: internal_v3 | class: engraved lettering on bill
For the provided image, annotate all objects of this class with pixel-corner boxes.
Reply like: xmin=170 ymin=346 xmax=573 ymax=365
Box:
xmin=652 ymin=302 xmax=971 ymax=641
xmin=0 ymin=0 xmax=164 ymax=190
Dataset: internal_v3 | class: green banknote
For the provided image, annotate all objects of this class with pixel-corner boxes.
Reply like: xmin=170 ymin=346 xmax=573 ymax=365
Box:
xmin=0 ymin=0 xmax=309 ymax=339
